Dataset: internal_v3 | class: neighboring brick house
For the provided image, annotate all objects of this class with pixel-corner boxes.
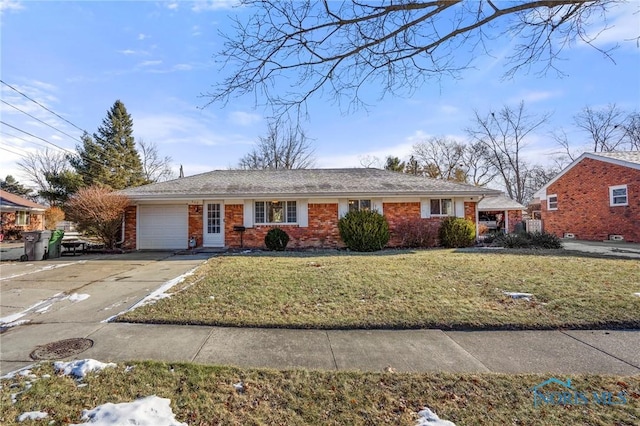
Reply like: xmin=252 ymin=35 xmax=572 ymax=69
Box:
xmin=0 ymin=190 xmax=47 ymax=240
xmin=119 ymin=168 xmax=501 ymax=250
xmin=535 ymin=151 xmax=640 ymax=242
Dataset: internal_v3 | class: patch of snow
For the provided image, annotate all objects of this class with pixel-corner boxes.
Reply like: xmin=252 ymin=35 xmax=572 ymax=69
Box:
xmin=416 ymin=407 xmax=456 ymax=426
xmin=67 ymin=293 xmax=90 ymax=302
xmin=634 ymin=293 xmax=640 ymax=297
xmin=36 ymin=304 xmax=52 ymax=314
xmin=1 ymin=312 xmax=27 ymax=324
xmin=0 ymin=293 xmax=65 ymax=326
xmin=233 ymin=381 xmax=244 ymax=393
xmin=42 ymin=374 xmax=51 ymax=379
xmin=54 ymin=359 xmax=116 ymax=379
xmin=19 ymin=370 xmax=36 ymax=379
xmin=70 ymin=395 xmax=187 ymax=426
xmin=0 ymin=261 xmax=83 ymax=281
xmin=102 ymin=267 xmax=198 ymax=323
xmin=503 ymin=291 xmax=533 ymax=301
xmin=18 ymin=411 xmax=48 ymax=422
xmin=1 ymin=364 xmax=36 ymax=380
xmin=1 ymin=319 xmax=31 ymax=329
xmin=124 ymin=365 xmax=135 ymax=373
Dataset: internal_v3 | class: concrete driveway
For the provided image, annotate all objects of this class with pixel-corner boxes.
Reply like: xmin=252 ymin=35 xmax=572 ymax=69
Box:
xmin=0 ymin=251 xmax=211 ymax=373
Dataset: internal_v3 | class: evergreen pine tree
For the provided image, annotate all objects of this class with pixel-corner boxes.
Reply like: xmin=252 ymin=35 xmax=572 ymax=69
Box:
xmin=71 ymin=100 xmax=147 ymax=190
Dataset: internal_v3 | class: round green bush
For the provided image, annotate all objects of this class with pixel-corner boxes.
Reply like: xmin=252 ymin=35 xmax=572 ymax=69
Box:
xmin=338 ymin=210 xmax=390 ymax=252
xmin=438 ymin=217 xmax=476 ymax=248
xmin=264 ymin=227 xmax=290 ymax=251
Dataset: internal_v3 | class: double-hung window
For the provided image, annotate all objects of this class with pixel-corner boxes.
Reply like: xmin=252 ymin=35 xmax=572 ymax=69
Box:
xmin=609 ymin=185 xmax=628 ymax=206
xmin=430 ymin=199 xmax=453 ymax=216
xmin=255 ymin=201 xmax=297 ymax=224
xmin=348 ymin=199 xmax=371 ymax=212
xmin=547 ymin=194 xmax=558 ymax=210
xmin=15 ymin=211 xmax=29 ymax=226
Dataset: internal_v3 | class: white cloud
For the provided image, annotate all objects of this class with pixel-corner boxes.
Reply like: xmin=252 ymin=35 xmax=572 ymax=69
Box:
xmin=582 ymin=2 xmax=640 ymax=48
xmin=138 ymin=33 xmax=148 ymax=40
xmin=0 ymin=0 xmax=23 ymax=12
xmin=508 ymin=90 xmax=563 ymax=104
xmin=191 ymin=0 xmax=239 ymax=12
xmin=118 ymin=49 xmax=137 ymax=55
xmin=173 ymin=63 xmax=193 ymax=71
xmin=166 ymin=2 xmax=179 ymax=11
xmin=192 ymin=25 xmax=202 ymax=37
xmin=139 ymin=60 xmax=163 ymax=67
xmin=228 ymin=111 xmax=262 ymax=126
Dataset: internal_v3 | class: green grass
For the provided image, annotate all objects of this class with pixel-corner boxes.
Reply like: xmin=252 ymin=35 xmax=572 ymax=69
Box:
xmin=1 ymin=361 xmax=638 ymax=425
xmin=118 ymin=249 xmax=640 ymax=330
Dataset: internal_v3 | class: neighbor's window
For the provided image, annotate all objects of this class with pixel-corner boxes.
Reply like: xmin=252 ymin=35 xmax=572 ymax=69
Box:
xmin=430 ymin=199 xmax=453 ymax=216
xmin=15 ymin=211 xmax=29 ymax=226
xmin=348 ymin=199 xmax=371 ymax=212
xmin=609 ymin=185 xmax=628 ymax=206
xmin=255 ymin=201 xmax=297 ymax=224
xmin=548 ymin=194 xmax=558 ymax=210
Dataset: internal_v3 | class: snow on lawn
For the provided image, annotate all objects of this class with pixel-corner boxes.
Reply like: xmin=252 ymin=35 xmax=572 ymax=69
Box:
xmin=503 ymin=291 xmax=533 ymax=301
xmin=635 ymin=293 xmax=640 ymax=297
xmin=70 ymin=396 xmax=187 ymax=426
xmin=102 ymin=266 xmax=198 ymax=322
xmin=17 ymin=411 xmax=48 ymax=422
xmin=54 ymin=359 xmax=116 ymax=379
xmin=416 ymin=407 xmax=456 ymax=426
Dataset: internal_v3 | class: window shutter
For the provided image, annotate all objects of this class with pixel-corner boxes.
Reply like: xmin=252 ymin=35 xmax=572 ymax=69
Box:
xmin=372 ymin=198 xmax=383 ymax=214
xmin=298 ymin=199 xmax=309 ymax=227
xmin=455 ymin=200 xmax=464 ymax=218
xmin=338 ymin=199 xmax=349 ymax=218
xmin=243 ymin=200 xmax=254 ymax=228
xmin=420 ymin=198 xmax=431 ymax=218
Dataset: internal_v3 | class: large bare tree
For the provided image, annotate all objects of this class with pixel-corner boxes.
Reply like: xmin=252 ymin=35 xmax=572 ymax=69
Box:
xmin=207 ymin=0 xmax=622 ymax=116
xmin=467 ymin=102 xmax=550 ymax=204
xmin=16 ymin=148 xmax=70 ymax=203
xmin=138 ymin=139 xmax=175 ymax=183
xmin=574 ymin=104 xmax=628 ymax=152
xmin=239 ymin=123 xmax=316 ymax=169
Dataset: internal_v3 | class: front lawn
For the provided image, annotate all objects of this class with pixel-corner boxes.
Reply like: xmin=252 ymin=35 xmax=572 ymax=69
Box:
xmin=118 ymin=249 xmax=640 ymax=330
xmin=1 ymin=361 xmax=638 ymax=425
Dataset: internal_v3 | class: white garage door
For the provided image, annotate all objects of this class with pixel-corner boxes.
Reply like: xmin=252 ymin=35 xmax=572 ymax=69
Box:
xmin=138 ymin=205 xmax=188 ymax=250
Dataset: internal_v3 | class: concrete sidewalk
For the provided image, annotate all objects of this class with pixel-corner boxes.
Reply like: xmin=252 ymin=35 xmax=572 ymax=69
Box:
xmin=2 ymin=323 xmax=639 ymax=376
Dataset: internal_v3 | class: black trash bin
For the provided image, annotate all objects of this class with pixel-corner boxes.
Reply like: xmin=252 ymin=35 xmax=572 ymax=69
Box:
xmin=22 ymin=230 xmax=52 ymax=261
xmin=48 ymin=230 xmax=65 ymax=259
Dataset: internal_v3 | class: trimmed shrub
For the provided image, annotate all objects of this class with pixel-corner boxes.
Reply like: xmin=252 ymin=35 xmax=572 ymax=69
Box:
xmin=529 ymin=231 xmax=563 ymax=249
xmin=492 ymin=233 xmax=531 ymax=248
xmin=44 ymin=206 xmax=65 ymax=230
xmin=338 ymin=210 xmax=390 ymax=252
xmin=396 ymin=219 xmax=438 ymax=248
xmin=265 ymin=227 xmax=290 ymax=251
xmin=438 ymin=217 xmax=476 ymax=248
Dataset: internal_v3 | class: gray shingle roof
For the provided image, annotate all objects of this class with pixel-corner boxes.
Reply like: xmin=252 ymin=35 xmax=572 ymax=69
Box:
xmin=478 ymin=195 xmax=525 ymax=211
xmin=121 ymin=168 xmax=501 ymax=200
xmin=590 ymin=151 xmax=640 ymax=165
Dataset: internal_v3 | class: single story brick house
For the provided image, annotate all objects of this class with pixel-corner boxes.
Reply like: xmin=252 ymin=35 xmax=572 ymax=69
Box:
xmin=534 ymin=151 xmax=640 ymax=242
xmin=477 ymin=194 xmax=525 ymax=234
xmin=0 ymin=190 xmax=46 ymax=240
xmin=119 ymin=168 xmax=501 ymax=250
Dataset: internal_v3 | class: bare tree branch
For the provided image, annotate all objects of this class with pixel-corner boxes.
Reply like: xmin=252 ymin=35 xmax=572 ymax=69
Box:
xmin=205 ymin=0 xmax=622 ymax=117
xmin=138 ymin=138 xmax=175 ymax=183
xmin=574 ymin=103 xmax=627 ymax=152
xmin=239 ymin=122 xmax=316 ymax=169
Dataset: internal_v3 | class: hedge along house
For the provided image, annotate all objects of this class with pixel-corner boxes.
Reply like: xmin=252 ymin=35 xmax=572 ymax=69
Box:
xmin=119 ymin=168 xmax=501 ymax=250
xmin=0 ymin=189 xmax=46 ymax=240
xmin=534 ymin=151 xmax=640 ymax=242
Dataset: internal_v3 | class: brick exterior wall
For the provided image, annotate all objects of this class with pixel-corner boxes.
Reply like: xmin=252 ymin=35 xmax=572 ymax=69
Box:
xmin=227 ymin=203 xmax=343 ymax=249
xmin=125 ymin=200 xmax=483 ymax=250
xmin=541 ymin=157 xmax=640 ymax=242
xmin=0 ymin=212 xmax=45 ymax=239
xmin=188 ymin=205 xmax=204 ymax=248
xmin=122 ymin=206 xmax=137 ymax=250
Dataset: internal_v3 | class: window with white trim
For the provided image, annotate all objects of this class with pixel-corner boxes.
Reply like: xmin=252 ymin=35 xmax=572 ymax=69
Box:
xmin=547 ymin=194 xmax=558 ymax=210
xmin=609 ymin=185 xmax=628 ymax=206
xmin=430 ymin=199 xmax=453 ymax=216
xmin=15 ymin=211 xmax=29 ymax=226
xmin=255 ymin=201 xmax=297 ymax=224
xmin=348 ymin=199 xmax=371 ymax=212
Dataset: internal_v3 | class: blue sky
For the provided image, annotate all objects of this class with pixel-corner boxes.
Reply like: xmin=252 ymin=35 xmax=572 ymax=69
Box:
xmin=1 ymin=0 xmax=639 ymax=189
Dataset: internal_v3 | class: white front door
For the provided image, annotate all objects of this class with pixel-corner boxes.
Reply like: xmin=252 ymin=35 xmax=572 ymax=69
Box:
xmin=203 ymin=202 xmax=224 ymax=247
